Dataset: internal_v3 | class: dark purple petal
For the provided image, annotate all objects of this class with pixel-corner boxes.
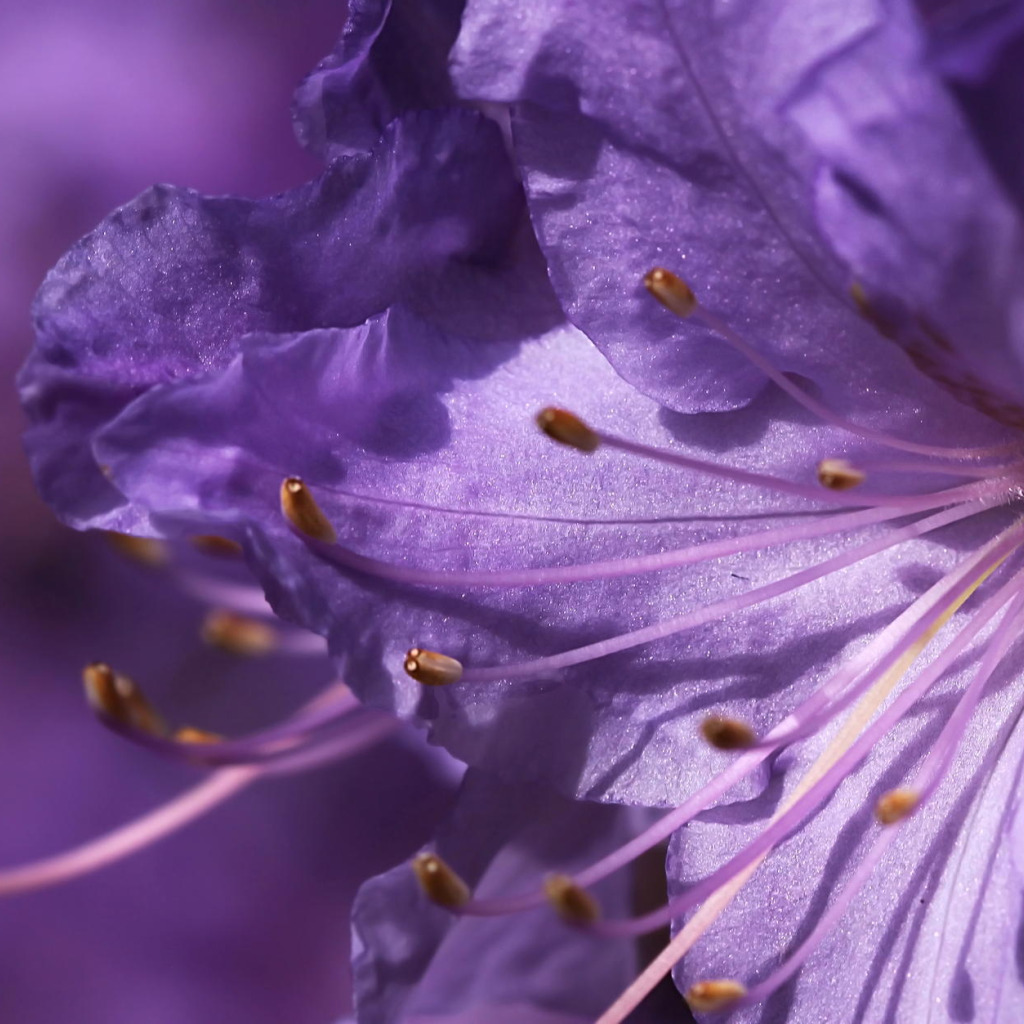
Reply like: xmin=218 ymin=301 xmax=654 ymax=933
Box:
xmin=293 ymin=0 xmax=468 ymax=157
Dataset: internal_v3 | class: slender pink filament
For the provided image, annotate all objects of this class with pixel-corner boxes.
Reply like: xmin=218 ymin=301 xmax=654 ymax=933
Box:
xmin=693 ymin=305 xmax=1024 ymax=461
xmin=460 ymin=520 xmax=1024 ymax=917
xmin=458 ymin=502 xmax=994 ymax=684
xmin=587 ymin=567 xmax=1024 ymax=938
xmin=302 ymin=501 xmax=966 ymax=590
xmin=599 ymin=432 xmax=1011 ymax=508
xmin=734 ymin=589 xmax=1024 ymax=1007
xmin=0 ymin=768 xmax=257 ymax=897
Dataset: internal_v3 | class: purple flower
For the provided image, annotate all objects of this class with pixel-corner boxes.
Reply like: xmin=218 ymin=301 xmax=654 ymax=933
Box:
xmin=18 ymin=0 xmax=1024 ymax=1021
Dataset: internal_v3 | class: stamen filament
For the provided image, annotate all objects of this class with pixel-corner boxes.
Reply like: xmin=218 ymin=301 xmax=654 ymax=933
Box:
xmin=645 ymin=266 xmax=1023 ymax=461
xmin=591 ymin=561 xmax=1021 ymax=939
xmin=593 ymin=566 xmax=1024 ymax=1024
xmin=731 ymin=590 xmax=1024 ymax=1008
xmin=458 ymin=502 xmax=996 ymax=684
xmin=0 ymin=767 xmax=257 ymax=897
xmin=0 ymin=687 xmax=396 ymax=897
xmin=459 ymin=519 xmax=1024 ymax=919
xmin=97 ymin=682 xmax=361 ymax=768
xmin=303 ymin=500 xmax=970 ymax=590
xmin=598 ymin=431 xmax=1012 ymax=508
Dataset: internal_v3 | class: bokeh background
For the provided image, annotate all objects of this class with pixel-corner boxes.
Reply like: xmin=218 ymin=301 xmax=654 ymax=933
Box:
xmin=0 ymin=3 xmax=459 ymax=1021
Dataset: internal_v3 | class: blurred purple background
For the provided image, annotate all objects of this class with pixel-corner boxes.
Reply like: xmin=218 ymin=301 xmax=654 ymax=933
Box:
xmin=0 ymin=3 xmax=458 ymax=1021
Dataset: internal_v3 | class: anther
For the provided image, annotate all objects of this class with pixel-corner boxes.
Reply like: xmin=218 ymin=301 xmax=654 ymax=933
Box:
xmin=404 ymin=648 xmax=464 ymax=686
xmin=105 ymin=532 xmax=169 ymax=567
xmin=875 ymin=788 xmax=919 ymax=825
xmin=686 ymin=980 xmax=747 ymax=1012
xmin=412 ymin=852 xmax=471 ymax=909
xmin=817 ymin=458 xmax=866 ymax=491
xmin=280 ymin=477 xmax=337 ymax=544
xmin=201 ymin=610 xmax=277 ymax=657
xmin=643 ymin=267 xmax=698 ymax=319
xmin=190 ymin=534 xmax=243 ymax=558
xmin=536 ymin=407 xmax=601 ymax=453
xmin=700 ymin=715 xmax=756 ymax=750
xmin=82 ymin=662 xmax=166 ymax=736
xmin=544 ymin=874 xmax=601 ymax=925
xmin=174 ymin=726 xmax=223 ymax=744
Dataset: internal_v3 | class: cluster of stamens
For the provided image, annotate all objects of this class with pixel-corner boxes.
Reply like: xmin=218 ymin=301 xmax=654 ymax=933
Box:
xmin=7 ymin=265 xmax=1024 ymax=1020
xmin=276 ymin=267 xmax=1024 ymax=1018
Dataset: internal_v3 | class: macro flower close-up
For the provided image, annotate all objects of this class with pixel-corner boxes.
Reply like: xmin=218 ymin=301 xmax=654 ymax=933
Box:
xmin=10 ymin=0 xmax=1024 ymax=1021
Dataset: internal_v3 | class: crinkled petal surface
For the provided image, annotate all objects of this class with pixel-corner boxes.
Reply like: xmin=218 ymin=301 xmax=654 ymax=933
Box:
xmin=292 ymin=0 xmax=468 ymax=158
xmin=19 ymin=107 xmax=526 ymax=530
xmin=669 ymin=620 xmax=1024 ymax=1022
xmin=351 ymin=767 xmax=645 ymax=1023
xmin=87 ymin=295 xmax=1013 ymax=804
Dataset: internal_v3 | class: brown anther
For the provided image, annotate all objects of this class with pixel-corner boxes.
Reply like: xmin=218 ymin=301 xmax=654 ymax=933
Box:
xmin=686 ymin=979 xmax=747 ymax=1013
xmin=816 ymin=457 xmax=866 ymax=491
xmin=280 ymin=477 xmax=337 ymax=544
xmin=544 ymin=874 xmax=601 ymax=925
xmin=82 ymin=662 xmax=166 ymax=736
xmin=875 ymin=788 xmax=919 ymax=825
xmin=82 ymin=662 xmax=119 ymax=717
xmin=850 ymin=282 xmax=899 ymax=340
xmin=105 ymin=532 xmax=169 ymax=567
xmin=643 ymin=266 xmax=698 ymax=318
xmin=174 ymin=726 xmax=223 ymax=744
xmin=412 ymin=852 xmax=471 ymax=909
xmin=536 ymin=407 xmax=601 ymax=453
xmin=701 ymin=714 xmax=756 ymax=750
xmin=190 ymin=534 xmax=244 ymax=558
xmin=403 ymin=647 xmax=464 ymax=686
xmin=201 ymin=610 xmax=277 ymax=657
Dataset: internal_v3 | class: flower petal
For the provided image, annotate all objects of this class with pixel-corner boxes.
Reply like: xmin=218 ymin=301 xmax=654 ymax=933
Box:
xmin=20 ymin=107 xmax=524 ymax=528
xmin=351 ymin=767 xmax=647 ymax=1023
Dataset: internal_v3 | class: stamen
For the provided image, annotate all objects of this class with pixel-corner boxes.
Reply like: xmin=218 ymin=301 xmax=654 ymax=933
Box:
xmin=700 ymin=715 xmax=756 ymax=750
xmin=460 ymin=519 xmax=1023 ymax=923
xmin=404 ymin=648 xmax=464 ymax=686
xmin=105 ymin=532 xmax=169 ymax=567
xmin=103 ymin=681 xmax=363 ymax=769
xmin=874 ymin=787 xmax=919 ymax=825
xmin=173 ymin=572 xmax=275 ymax=616
xmin=643 ymin=267 xmax=697 ymax=318
xmin=190 ymin=534 xmax=244 ymax=558
xmin=280 ymin=477 xmax=337 ymax=544
xmin=303 ymin=501 xmax=960 ymax=591
xmin=592 ymin=566 xmax=1024 ymax=1022
xmin=685 ymin=980 xmax=747 ymax=1013
xmin=536 ymin=407 xmax=601 ymax=453
xmin=82 ymin=663 xmax=166 ymax=736
xmin=597 ymin=428 xmax=1007 ymax=508
xmin=413 ymin=853 xmax=471 ymax=909
xmin=816 ymin=458 xmax=866 ymax=491
xmin=201 ymin=610 xmax=278 ymax=656
xmin=728 ymin=588 xmax=1024 ymax=1011
xmin=0 ymin=768 xmax=256 ymax=897
xmin=645 ymin=267 xmax=1024 ymax=461
xmin=544 ymin=874 xmax=601 ymax=925
xmin=457 ymin=502 xmax=993 ymax=684
xmin=173 ymin=726 xmax=223 ymax=744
